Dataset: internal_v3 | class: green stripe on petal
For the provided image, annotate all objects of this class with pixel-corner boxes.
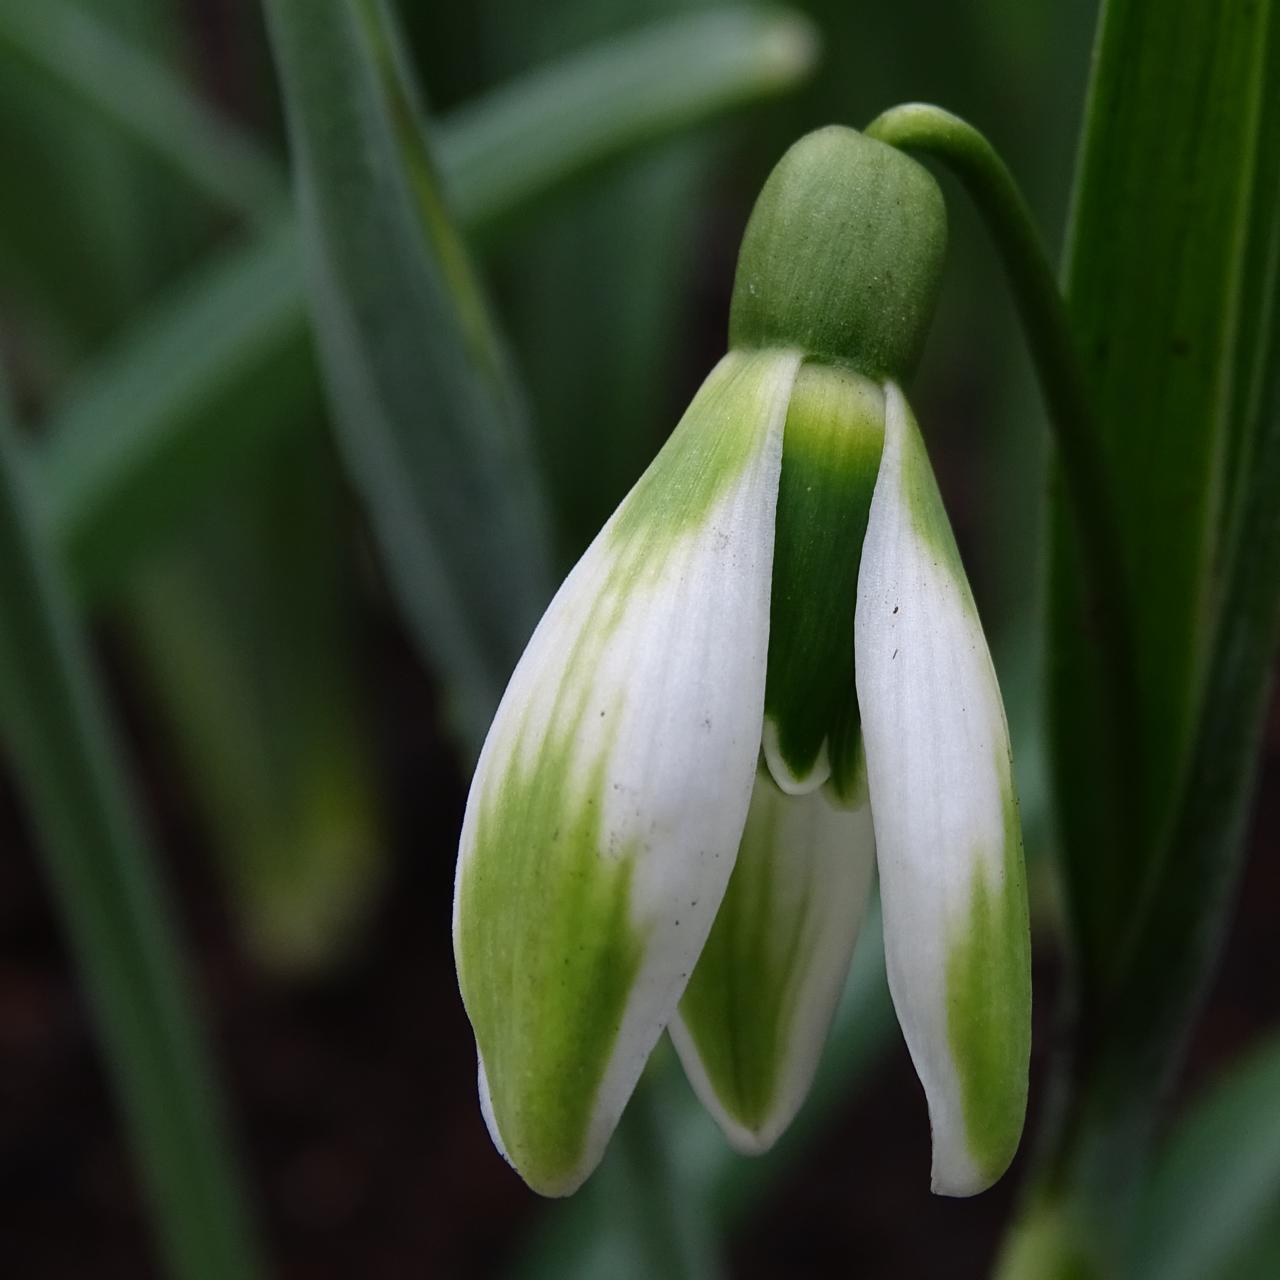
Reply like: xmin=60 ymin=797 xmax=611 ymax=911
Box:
xmin=946 ymin=754 xmax=1031 ymax=1187
xmin=671 ymin=768 xmax=875 ymax=1153
xmin=763 ymin=361 xmax=884 ymax=793
xmin=825 ymin=688 xmax=869 ymax=808
xmin=465 ymin=736 xmax=645 ymax=1187
xmin=854 ymin=384 xmax=1031 ymax=1197
xmin=454 ymin=349 xmax=800 ymax=1195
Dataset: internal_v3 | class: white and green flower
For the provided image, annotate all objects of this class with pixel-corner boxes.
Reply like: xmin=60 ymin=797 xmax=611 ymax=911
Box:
xmin=453 ymin=125 xmax=1030 ymax=1200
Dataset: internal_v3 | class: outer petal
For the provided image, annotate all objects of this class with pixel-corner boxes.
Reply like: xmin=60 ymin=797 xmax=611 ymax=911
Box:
xmin=453 ymin=349 xmax=801 ymax=1196
xmin=671 ymin=767 xmax=875 ymax=1154
xmin=854 ymin=384 xmax=1031 ymax=1197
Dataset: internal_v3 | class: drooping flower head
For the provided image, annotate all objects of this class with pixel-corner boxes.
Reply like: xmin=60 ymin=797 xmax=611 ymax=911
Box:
xmin=453 ymin=125 xmax=1031 ymax=1199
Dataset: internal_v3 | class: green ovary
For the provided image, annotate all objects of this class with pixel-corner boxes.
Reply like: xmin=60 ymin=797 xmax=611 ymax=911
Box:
xmin=457 ymin=736 xmax=645 ymax=1194
xmin=765 ymin=361 xmax=884 ymax=790
xmin=945 ymin=761 xmax=1032 ymax=1184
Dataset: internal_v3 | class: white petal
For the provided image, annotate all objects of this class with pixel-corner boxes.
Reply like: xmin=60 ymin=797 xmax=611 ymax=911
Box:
xmin=453 ymin=349 xmax=801 ymax=1195
xmin=672 ymin=769 xmax=875 ymax=1153
xmin=854 ymin=383 xmax=1031 ymax=1197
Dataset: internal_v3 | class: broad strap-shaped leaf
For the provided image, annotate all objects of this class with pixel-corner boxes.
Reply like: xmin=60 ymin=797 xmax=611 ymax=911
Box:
xmin=453 ymin=350 xmax=800 ymax=1196
xmin=672 ymin=768 xmax=875 ymax=1153
xmin=0 ymin=381 xmax=261 ymax=1276
xmin=854 ymin=384 xmax=1030 ymax=1196
xmin=1134 ymin=1033 xmax=1280 ymax=1280
xmin=761 ymin=361 xmax=883 ymax=796
xmin=264 ymin=0 xmax=554 ymax=754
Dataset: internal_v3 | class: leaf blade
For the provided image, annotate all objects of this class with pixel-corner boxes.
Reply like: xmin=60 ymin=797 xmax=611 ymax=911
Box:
xmin=0 ymin=384 xmax=261 ymax=1278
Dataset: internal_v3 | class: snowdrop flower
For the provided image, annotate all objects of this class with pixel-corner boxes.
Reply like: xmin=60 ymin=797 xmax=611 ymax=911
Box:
xmin=453 ymin=125 xmax=1030 ymax=1200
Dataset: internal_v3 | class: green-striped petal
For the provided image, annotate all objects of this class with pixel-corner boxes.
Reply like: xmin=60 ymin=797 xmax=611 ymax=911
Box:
xmin=453 ymin=349 xmax=800 ymax=1195
xmin=762 ymin=361 xmax=884 ymax=795
xmin=854 ymin=384 xmax=1031 ymax=1197
xmin=671 ymin=767 xmax=875 ymax=1153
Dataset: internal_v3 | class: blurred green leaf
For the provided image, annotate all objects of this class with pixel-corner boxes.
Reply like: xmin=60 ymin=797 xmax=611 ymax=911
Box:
xmin=0 ymin=382 xmax=261 ymax=1277
xmin=130 ymin=433 xmax=383 ymax=972
xmin=468 ymin=1 xmax=815 ymax=558
xmin=447 ymin=5 xmax=815 ymax=236
xmin=41 ymin=218 xmax=316 ymax=598
xmin=26 ymin=5 xmax=819 ymax=983
xmin=0 ymin=7 xmax=183 ymax=349
xmin=505 ymin=139 xmax=714 ymax=558
xmin=263 ymin=0 xmax=555 ymax=749
xmin=0 ymin=0 xmax=285 ymax=220
xmin=36 ymin=4 xmax=816 ymax=603
xmin=1134 ymin=1036 xmax=1280 ymax=1280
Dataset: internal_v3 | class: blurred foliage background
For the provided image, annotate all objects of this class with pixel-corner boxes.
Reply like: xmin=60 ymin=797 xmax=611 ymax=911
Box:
xmin=0 ymin=0 xmax=1276 ymax=1276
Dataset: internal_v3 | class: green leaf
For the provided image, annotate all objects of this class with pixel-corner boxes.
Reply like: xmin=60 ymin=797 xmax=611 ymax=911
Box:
xmin=0 ymin=9 xmax=177 ymax=347
xmin=0 ymin=384 xmax=261 ymax=1276
xmin=1049 ymin=0 xmax=1275 ymax=992
xmin=41 ymin=218 xmax=316 ymax=599
xmin=129 ymin=435 xmax=383 ymax=973
xmin=262 ymin=0 xmax=555 ymax=750
xmin=1030 ymin=0 xmax=1280 ymax=1268
xmin=35 ymin=4 xmax=815 ymax=614
xmin=446 ymin=5 xmax=815 ymax=236
xmin=1133 ymin=1035 xmax=1280 ymax=1280
xmin=0 ymin=0 xmax=285 ymax=220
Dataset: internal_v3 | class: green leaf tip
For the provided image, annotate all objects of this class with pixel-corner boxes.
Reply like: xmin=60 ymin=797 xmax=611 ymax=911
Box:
xmin=729 ymin=125 xmax=947 ymax=378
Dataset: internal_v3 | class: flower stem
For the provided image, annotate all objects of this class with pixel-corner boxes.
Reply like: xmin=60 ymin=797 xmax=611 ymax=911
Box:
xmin=864 ymin=102 xmax=1141 ymax=857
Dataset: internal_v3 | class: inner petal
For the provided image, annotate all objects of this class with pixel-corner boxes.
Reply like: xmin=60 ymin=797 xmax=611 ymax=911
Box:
xmin=762 ymin=360 xmax=885 ymax=795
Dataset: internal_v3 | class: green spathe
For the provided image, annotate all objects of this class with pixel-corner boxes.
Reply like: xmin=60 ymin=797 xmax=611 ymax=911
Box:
xmin=946 ymin=753 xmax=1032 ymax=1185
xmin=764 ymin=361 xmax=883 ymax=793
xmin=729 ymin=126 xmax=947 ymax=379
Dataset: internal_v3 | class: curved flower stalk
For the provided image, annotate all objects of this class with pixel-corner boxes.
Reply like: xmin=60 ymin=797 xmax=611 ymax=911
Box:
xmin=453 ymin=125 xmax=1031 ymax=1199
